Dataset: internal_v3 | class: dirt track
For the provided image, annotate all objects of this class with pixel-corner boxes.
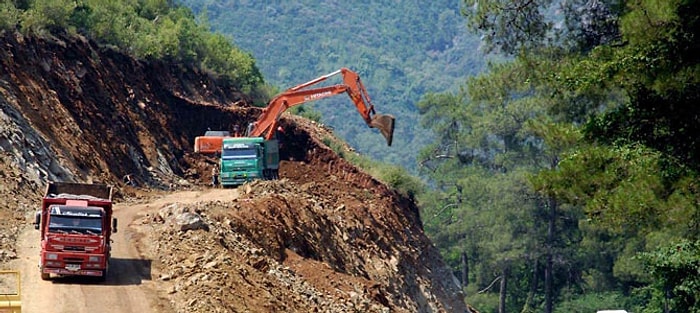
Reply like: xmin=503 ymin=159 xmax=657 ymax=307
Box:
xmin=11 ymin=188 xmax=239 ymax=313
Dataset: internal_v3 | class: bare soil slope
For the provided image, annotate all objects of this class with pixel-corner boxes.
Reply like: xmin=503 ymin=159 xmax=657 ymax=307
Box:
xmin=0 ymin=32 xmax=468 ymax=312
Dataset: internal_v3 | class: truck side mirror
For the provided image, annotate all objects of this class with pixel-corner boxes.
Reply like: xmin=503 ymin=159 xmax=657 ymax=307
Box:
xmin=112 ymin=218 xmax=118 ymax=233
xmin=34 ymin=211 xmax=40 ymax=230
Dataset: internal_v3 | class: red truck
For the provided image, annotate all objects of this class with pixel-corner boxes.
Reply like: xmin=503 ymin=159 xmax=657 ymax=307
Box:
xmin=34 ymin=182 xmax=117 ymax=281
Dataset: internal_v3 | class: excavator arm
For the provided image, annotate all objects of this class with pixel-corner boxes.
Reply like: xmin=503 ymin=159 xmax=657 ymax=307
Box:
xmin=248 ymin=68 xmax=395 ymax=146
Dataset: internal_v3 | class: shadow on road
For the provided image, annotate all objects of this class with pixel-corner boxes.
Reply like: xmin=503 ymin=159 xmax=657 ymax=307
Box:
xmin=49 ymin=258 xmax=152 ymax=286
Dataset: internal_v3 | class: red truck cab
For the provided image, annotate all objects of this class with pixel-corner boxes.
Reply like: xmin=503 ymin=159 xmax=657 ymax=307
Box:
xmin=34 ymin=182 xmax=117 ymax=281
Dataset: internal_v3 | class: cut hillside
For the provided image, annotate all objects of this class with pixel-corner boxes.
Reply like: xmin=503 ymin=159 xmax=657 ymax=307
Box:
xmin=0 ymin=32 xmax=469 ymax=312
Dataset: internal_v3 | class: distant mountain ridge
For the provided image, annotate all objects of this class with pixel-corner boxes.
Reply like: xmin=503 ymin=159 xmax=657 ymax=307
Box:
xmin=179 ymin=0 xmax=486 ymax=171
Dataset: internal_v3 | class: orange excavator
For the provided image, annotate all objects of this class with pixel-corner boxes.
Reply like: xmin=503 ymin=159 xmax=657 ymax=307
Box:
xmin=246 ymin=67 xmax=395 ymax=146
xmin=218 ymin=68 xmax=395 ymax=186
xmin=193 ymin=130 xmax=233 ymax=155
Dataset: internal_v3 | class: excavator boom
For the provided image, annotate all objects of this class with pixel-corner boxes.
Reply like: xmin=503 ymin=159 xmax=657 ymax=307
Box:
xmin=248 ymin=68 xmax=395 ymax=146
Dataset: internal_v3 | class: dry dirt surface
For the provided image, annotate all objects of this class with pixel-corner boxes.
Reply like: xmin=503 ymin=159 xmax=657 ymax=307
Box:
xmin=0 ymin=32 xmax=472 ymax=312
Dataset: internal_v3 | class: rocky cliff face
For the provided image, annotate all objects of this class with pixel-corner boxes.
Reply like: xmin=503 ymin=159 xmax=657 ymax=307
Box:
xmin=0 ymin=31 xmax=468 ymax=312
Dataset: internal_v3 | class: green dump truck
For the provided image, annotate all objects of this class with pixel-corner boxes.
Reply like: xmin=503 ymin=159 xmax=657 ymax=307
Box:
xmin=219 ymin=137 xmax=280 ymax=187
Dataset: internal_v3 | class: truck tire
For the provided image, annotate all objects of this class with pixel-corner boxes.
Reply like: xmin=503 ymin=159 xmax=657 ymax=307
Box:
xmin=95 ymin=269 xmax=107 ymax=282
xmin=41 ymin=272 xmax=50 ymax=280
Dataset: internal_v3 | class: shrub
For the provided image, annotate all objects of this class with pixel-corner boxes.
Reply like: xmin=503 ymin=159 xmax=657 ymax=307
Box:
xmin=20 ymin=0 xmax=76 ymax=35
xmin=0 ymin=2 xmax=20 ymax=31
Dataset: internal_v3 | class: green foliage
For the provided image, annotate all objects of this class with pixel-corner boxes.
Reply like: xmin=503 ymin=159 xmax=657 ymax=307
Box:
xmin=0 ymin=2 xmax=20 ymax=30
xmin=555 ymin=0 xmax=700 ymax=170
xmin=322 ymin=136 xmax=346 ymax=159
xmin=178 ymin=0 xmax=488 ymax=172
xmin=20 ymin=0 xmax=75 ymax=35
xmin=7 ymin=0 xmax=265 ymax=97
xmin=465 ymin=289 xmax=500 ymax=313
xmin=83 ymin=1 xmax=135 ymax=46
xmin=423 ymin=0 xmax=700 ymax=311
xmin=375 ymin=165 xmax=424 ymax=199
xmin=639 ymin=240 xmax=700 ymax=313
xmin=461 ymin=0 xmax=551 ymax=54
xmin=289 ymin=106 xmax=322 ymax=123
xmin=247 ymin=83 xmax=279 ymax=108
xmin=533 ymin=144 xmax=666 ymax=231
xmin=323 ymin=134 xmax=425 ymax=199
xmin=554 ymin=292 xmax=629 ymax=313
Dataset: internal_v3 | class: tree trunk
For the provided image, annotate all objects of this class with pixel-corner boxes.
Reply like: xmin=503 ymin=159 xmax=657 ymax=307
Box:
xmin=545 ymin=197 xmax=557 ymax=313
xmin=461 ymin=251 xmax=469 ymax=287
xmin=499 ymin=266 xmax=509 ymax=313
xmin=521 ymin=258 xmax=538 ymax=313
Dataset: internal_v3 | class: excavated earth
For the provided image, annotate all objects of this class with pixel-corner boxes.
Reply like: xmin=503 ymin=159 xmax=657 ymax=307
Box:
xmin=0 ymin=32 xmax=469 ymax=312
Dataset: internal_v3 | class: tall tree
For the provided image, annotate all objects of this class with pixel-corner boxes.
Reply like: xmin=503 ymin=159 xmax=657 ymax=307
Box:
xmin=457 ymin=0 xmax=700 ymax=312
xmin=418 ymin=51 xmax=590 ymax=311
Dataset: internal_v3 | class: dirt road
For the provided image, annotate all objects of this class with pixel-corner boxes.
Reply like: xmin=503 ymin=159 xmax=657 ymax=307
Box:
xmin=10 ymin=188 xmax=239 ymax=313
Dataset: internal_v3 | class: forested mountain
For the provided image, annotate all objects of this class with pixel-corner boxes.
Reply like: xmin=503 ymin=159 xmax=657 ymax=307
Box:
xmin=416 ymin=0 xmax=700 ymax=312
xmin=178 ymin=0 xmax=486 ymax=172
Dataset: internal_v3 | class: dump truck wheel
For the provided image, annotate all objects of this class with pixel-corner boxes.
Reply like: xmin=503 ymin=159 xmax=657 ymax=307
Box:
xmin=95 ymin=269 xmax=107 ymax=282
xmin=41 ymin=272 xmax=50 ymax=280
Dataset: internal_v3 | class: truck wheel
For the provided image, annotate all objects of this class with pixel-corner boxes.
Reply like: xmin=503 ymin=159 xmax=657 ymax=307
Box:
xmin=41 ymin=272 xmax=50 ymax=280
xmin=96 ymin=270 xmax=107 ymax=282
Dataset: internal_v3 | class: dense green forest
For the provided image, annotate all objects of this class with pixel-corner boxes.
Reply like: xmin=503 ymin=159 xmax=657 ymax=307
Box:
xmin=416 ymin=0 xmax=700 ymax=312
xmin=177 ymin=0 xmax=487 ymax=173
xmin=3 ymin=1 xmax=700 ymax=312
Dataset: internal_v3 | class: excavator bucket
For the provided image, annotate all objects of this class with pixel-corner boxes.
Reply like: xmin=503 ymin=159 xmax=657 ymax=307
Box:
xmin=370 ymin=114 xmax=395 ymax=146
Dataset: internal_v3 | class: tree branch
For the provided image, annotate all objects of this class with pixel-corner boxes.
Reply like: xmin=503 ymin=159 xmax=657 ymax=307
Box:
xmin=477 ymin=276 xmax=503 ymax=294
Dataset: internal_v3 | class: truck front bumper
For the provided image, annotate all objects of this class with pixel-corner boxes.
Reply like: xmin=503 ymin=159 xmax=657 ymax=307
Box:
xmin=42 ymin=267 xmax=104 ymax=277
xmin=41 ymin=251 xmax=107 ymax=277
xmin=221 ymin=172 xmax=259 ymax=186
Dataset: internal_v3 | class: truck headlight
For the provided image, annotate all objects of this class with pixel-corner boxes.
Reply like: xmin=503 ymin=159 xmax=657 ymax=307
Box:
xmin=89 ymin=256 xmax=101 ymax=262
xmin=46 ymin=253 xmax=58 ymax=260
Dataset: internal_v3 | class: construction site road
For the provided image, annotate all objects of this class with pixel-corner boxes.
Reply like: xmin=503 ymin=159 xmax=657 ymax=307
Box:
xmin=10 ymin=188 xmax=240 ymax=313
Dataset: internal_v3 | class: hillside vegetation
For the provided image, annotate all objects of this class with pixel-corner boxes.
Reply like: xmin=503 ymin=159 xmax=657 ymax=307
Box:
xmin=178 ymin=0 xmax=487 ymax=171
xmin=1 ymin=0 xmax=264 ymax=94
xmin=416 ymin=0 xmax=700 ymax=312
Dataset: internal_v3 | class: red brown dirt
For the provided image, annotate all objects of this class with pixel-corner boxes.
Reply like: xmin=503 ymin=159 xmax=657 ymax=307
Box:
xmin=0 ymin=31 xmax=470 ymax=312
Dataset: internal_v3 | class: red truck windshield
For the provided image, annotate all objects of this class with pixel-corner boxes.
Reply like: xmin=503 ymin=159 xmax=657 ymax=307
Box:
xmin=47 ymin=205 xmax=103 ymax=234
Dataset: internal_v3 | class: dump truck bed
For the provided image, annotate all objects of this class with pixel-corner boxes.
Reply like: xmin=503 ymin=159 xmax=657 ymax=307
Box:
xmin=45 ymin=182 xmax=112 ymax=200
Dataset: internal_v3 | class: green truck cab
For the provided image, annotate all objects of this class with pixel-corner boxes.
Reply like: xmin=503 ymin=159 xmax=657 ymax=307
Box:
xmin=219 ymin=137 xmax=280 ymax=187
